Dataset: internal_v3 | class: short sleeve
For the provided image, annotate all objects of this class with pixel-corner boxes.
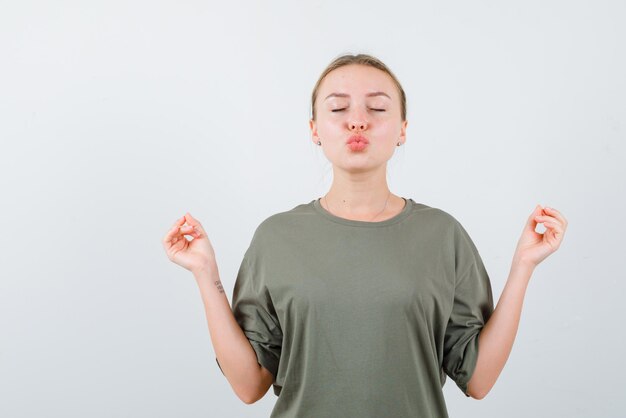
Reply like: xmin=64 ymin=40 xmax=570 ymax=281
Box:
xmin=442 ymin=219 xmax=495 ymax=397
xmin=215 ymin=248 xmax=283 ymax=382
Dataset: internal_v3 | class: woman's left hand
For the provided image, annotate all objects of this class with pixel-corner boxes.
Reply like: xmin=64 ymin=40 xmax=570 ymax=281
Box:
xmin=513 ymin=205 xmax=568 ymax=268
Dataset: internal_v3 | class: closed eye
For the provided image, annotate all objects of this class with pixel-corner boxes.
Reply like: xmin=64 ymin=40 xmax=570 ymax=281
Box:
xmin=331 ymin=108 xmax=386 ymax=112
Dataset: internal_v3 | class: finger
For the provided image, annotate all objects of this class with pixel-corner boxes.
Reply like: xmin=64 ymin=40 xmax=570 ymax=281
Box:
xmin=184 ymin=212 xmax=206 ymax=233
xmin=182 ymin=225 xmax=200 ymax=237
xmin=534 ymin=214 xmax=561 ymax=227
xmin=170 ymin=215 xmax=186 ymax=230
xmin=168 ymin=226 xmax=198 ymax=245
xmin=531 ymin=204 xmax=544 ymax=218
xmin=525 ymin=205 xmax=544 ymax=230
xmin=164 ymin=228 xmax=181 ymax=246
xmin=543 ymin=220 xmax=564 ymax=238
xmin=163 ymin=216 xmax=190 ymax=244
xmin=543 ymin=207 xmax=568 ymax=227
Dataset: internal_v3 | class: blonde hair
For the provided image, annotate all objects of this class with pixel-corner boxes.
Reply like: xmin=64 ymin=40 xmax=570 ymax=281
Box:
xmin=310 ymin=53 xmax=407 ymax=122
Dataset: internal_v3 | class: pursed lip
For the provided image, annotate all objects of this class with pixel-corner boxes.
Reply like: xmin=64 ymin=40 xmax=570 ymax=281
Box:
xmin=346 ymin=135 xmax=369 ymax=144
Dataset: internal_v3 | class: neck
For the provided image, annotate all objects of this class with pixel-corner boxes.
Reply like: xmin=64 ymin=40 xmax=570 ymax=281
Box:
xmin=324 ymin=166 xmax=394 ymax=216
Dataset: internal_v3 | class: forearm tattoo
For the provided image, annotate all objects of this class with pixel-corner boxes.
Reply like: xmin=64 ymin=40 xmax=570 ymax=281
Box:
xmin=214 ymin=280 xmax=224 ymax=294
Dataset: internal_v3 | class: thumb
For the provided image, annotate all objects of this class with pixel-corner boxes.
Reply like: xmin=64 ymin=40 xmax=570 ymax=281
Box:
xmin=525 ymin=204 xmax=544 ymax=231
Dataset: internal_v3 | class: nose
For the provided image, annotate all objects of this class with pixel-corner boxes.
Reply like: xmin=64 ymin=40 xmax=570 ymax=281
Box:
xmin=348 ymin=119 xmax=367 ymax=131
xmin=347 ymin=106 xmax=369 ymax=132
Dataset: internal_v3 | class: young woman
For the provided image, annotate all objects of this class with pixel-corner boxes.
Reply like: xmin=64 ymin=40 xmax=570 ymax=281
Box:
xmin=162 ymin=53 xmax=568 ymax=417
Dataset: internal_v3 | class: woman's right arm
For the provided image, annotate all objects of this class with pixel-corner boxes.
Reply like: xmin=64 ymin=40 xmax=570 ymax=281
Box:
xmin=193 ymin=263 xmax=274 ymax=404
xmin=162 ymin=213 xmax=272 ymax=404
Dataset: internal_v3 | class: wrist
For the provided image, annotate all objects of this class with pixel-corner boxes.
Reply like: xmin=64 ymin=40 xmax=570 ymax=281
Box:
xmin=510 ymin=257 xmax=536 ymax=276
xmin=192 ymin=260 xmax=218 ymax=279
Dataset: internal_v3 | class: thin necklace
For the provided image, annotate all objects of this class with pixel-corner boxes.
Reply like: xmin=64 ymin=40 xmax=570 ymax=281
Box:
xmin=323 ymin=190 xmax=392 ymax=221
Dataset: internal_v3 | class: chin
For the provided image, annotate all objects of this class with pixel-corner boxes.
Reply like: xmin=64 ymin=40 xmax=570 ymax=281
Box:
xmin=333 ymin=160 xmax=385 ymax=174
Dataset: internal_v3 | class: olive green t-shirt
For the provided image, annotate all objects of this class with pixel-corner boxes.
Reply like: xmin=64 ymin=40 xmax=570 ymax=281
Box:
xmin=216 ymin=197 xmax=494 ymax=417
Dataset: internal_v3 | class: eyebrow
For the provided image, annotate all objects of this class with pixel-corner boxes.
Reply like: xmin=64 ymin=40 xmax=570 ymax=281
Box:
xmin=324 ymin=91 xmax=391 ymax=101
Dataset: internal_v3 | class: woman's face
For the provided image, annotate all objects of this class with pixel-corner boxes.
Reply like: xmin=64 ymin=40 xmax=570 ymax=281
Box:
xmin=310 ymin=64 xmax=407 ymax=174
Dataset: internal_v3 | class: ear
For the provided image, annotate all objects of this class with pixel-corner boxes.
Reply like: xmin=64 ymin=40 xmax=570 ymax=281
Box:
xmin=310 ymin=119 xmax=319 ymax=144
xmin=399 ymin=120 xmax=408 ymax=144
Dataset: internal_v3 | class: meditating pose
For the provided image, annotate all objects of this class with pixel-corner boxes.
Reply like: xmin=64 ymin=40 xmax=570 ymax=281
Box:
xmin=162 ymin=53 xmax=568 ymax=418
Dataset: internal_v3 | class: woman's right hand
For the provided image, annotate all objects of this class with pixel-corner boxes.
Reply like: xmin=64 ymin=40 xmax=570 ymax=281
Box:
xmin=162 ymin=212 xmax=216 ymax=274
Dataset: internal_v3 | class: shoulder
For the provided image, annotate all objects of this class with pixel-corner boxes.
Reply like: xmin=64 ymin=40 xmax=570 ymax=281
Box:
xmin=259 ymin=201 xmax=312 ymax=228
xmin=248 ymin=201 xmax=314 ymax=243
xmin=411 ymin=200 xmax=463 ymax=230
xmin=408 ymin=201 xmax=478 ymax=253
xmin=424 ymin=205 xmax=483 ymax=254
xmin=411 ymin=204 xmax=485 ymax=273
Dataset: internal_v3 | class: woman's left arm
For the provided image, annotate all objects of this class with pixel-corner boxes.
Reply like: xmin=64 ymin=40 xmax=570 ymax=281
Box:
xmin=466 ymin=205 xmax=568 ymax=399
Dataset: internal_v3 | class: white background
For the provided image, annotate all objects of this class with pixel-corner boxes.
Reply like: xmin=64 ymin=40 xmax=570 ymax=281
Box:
xmin=1 ymin=1 xmax=624 ymax=417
